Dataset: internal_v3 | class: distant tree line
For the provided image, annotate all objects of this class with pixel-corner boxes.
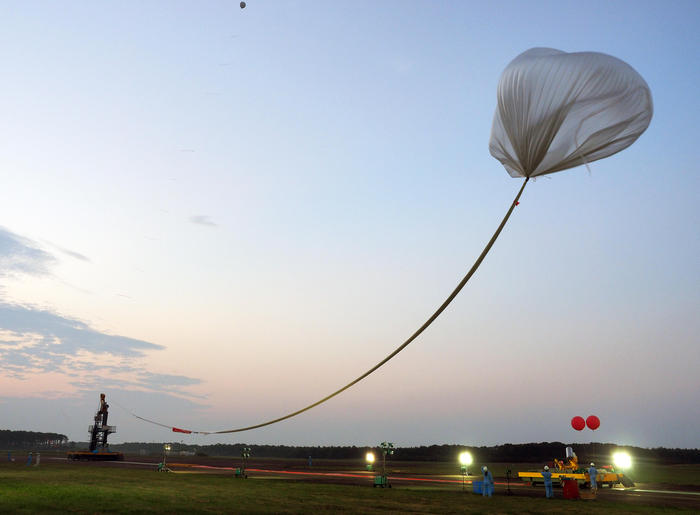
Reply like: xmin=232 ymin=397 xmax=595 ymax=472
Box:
xmin=0 ymin=430 xmax=68 ymax=449
xmin=4 ymin=430 xmax=698 ymax=464
xmin=391 ymin=442 xmax=700 ymax=465
xmin=100 ymin=441 xmax=700 ymax=465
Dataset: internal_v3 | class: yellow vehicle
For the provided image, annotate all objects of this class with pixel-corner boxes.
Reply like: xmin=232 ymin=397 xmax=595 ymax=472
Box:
xmin=517 ymin=447 xmax=634 ymax=488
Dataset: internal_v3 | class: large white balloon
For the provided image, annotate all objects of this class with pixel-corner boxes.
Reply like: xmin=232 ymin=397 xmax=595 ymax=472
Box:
xmin=489 ymin=48 xmax=653 ymax=178
xmin=125 ymin=48 xmax=655 ymax=437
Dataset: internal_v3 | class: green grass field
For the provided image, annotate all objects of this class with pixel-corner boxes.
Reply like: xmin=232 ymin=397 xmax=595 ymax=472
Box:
xmin=1 ymin=461 xmax=698 ymax=514
xmin=624 ymin=461 xmax=700 ymax=486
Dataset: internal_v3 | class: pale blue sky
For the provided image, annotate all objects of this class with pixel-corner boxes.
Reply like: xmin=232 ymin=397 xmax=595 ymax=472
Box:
xmin=0 ymin=1 xmax=698 ymax=449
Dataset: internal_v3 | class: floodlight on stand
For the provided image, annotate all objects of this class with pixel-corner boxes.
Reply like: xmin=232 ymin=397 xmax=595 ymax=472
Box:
xmin=158 ymin=443 xmax=172 ymax=472
xmin=235 ymin=447 xmax=252 ymax=479
xmin=375 ymin=442 xmax=395 ymax=488
xmin=459 ymin=451 xmax=473 ymax=467
xmin=613 ymin=451 xmax=632 ymax=469
xmin=366 ymin=451 xmax=375 ymax=471
xmin=458 ymin=451 xmax=472 ymax=491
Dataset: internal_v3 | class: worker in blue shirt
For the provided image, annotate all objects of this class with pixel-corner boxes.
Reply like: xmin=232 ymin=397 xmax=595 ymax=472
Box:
xmin=588 ymin=462 xmax=598 ymax=493
xmin=542 ymin=465 xmax=553 ymax=498
xmin=482 ymin=466 xmax=494 ymax=497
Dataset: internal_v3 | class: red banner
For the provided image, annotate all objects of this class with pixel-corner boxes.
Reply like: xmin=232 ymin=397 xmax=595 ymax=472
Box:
xmin=172 ymin=427 xmax=192 ymax=434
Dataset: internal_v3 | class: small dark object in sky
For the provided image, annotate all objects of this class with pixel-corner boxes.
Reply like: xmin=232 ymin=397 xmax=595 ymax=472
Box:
xmin=240 ymin=1 xmax=246 ymax=8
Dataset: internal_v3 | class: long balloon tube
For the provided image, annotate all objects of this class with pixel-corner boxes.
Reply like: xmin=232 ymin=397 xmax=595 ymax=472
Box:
xmin=110 ymin=398 xmax=177 ymax=431
xmin=128 ymin=177 xmax=529 ymax=434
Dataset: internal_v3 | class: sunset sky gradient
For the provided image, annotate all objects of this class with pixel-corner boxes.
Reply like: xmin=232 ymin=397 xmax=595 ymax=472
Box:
xmin=1 ymin=1 xmax=698 ymax=448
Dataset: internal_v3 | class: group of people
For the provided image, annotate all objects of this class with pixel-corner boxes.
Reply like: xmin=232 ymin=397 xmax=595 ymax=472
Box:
xmin=542 ymin=462 xmax=598 ymax=499
xmin=480 ymin=462 xmax=599 ymax=499
xmin=23 ymin=452 xmax=40 ymax=467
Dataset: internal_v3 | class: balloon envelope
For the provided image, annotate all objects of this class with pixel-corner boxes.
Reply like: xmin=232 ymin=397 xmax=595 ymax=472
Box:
xmin=586 ymin=415 xmax=601 ymax=430
xmin=571 ymin=416 xmax=585 ymax=431
xmin=490 ymin=48 xmax=653 ymax=178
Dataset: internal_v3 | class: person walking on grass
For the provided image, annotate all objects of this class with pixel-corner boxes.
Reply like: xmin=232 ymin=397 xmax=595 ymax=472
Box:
xmin=542 ymin=465 xmax=553 ymax=498
xmin=588 ymin=462 xmax=598 ymax=495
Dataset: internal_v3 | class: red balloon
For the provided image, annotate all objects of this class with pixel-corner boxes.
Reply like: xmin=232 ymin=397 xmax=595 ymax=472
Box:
xmin=586 ymin=415 xmax=600 ymax=430
xmin=571 ymin=416 xmax=585 ymax=431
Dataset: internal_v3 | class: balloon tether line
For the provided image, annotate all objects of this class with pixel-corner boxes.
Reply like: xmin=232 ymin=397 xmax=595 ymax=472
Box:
xmin=131 ymin=177 xmax=529 ymax=435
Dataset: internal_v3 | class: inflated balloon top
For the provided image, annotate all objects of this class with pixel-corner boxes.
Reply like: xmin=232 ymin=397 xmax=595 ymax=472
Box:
xmin=490 ymin=48 xmax=653 ymax=178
